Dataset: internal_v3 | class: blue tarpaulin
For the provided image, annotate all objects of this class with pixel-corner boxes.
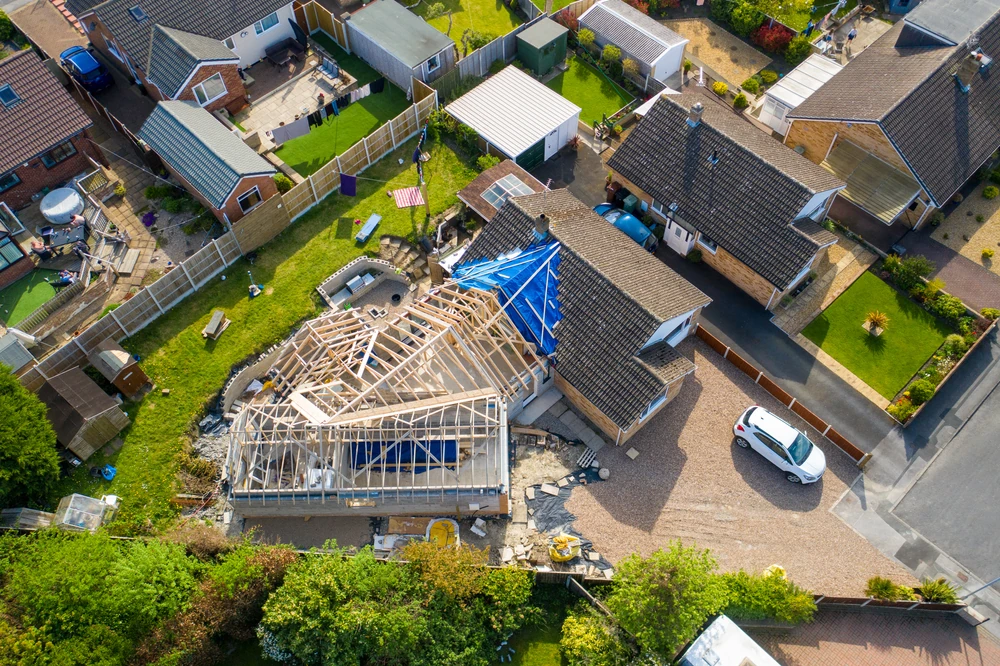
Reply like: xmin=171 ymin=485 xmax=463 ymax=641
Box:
xmin=350 ymin=440 xmax=458 ymax=471
xmin=452 ymin=241 xmax=561 ymax=355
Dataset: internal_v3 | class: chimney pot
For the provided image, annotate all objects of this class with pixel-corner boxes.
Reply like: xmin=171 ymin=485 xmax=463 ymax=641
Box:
xmin=535 ymin=213 xmax=549 ymax=238
xmin=687 ymin=102 xmax=704 ymax=128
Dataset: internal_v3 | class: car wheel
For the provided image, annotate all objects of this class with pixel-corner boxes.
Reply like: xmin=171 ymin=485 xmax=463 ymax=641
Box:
xmin=786 ymin=473 xmax=802 ymax=483
xmin=735 ymin=437 xmax=750 ymax=448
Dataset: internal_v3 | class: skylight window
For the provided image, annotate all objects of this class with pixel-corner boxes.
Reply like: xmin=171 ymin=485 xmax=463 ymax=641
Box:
xmin=128 ymin=5 xmax=147 ymax=22
xmin=482 ymin=174 xmax=534 ymax=209
xmin=0 ymin=85 xmax=21 ymax=109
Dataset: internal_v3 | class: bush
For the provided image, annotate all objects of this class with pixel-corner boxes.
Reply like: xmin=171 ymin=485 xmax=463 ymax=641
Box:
xmin=751 ymin=22 xmax=794 ymax=53
xmin=983 ymin=247 xmax=995 ymax=260
xmin=0 ymin=367 xmax=60 ymax=506
xmin=425 ymin=1 xmax=446 ymax=18
xmin=144 ymin=184 xmax=174 ymax=199
xmin=906 ymin=379 xmax=935 ymax=406
xmin=927 ymin=293 xmax=967 ymax=324
xmin=684 ymin=58 xmax=693 ymax=72
xmin=510 ymin=0 xmax=519 ymax=10
xmin=0 ymin=11 xmax=15 ymax=42
xmin=890 ymin=254 xmax=935 ymax=290
xmin=463 ymin=29 xmax=494 ymax=51
xmin=981 ymin=307 xmax=1000 ymax=320
xmin=273 ymin=173 xmax=293 ymax=194
xmin=710 ymin=0 xmax=735 ymax=24
xmin=578 ymin=28 xmax=596 ymax=48
xmin=488 ymin=58 xmax=505 ymax=75
xmin=687 ymin=248 xmax=703 ymax=262
xmin=984 ymin=185 xmax=999 ymax=199
xmin=712 ymin=81 xmax=729 ymax=96
xmin=114 ymin=183 xmax=127 ymax=198
xmin=741 ymin=76 xmax=760 ymax=94
xmin=888 ymin=398 xmax=917 ymax=422
xmin=625 ymin=0 xmax=649 ymax=14
xmin=733 ymin=92 xmax=749 ymax=109
xmin=919 ymin=578 xmax=959 ymax=604
xmin=864 ymin=310 xmax=889 ymax=331
xmin=720 ymin=570 xmax=816 ymax=624
xmin=930 ymin=211 xmax=945 ymax=226
xmin=554 ymin=8 xmax=579 ymax=32
xmin=622 ymin=57 xmax=639 ymax=78
xmin=560 ymin=604 xmax=633 ymax=666
xmin=476 ymin=154 xmax=500 ymax=172
xmin=729 ymin=1 xmax=763 ymax=36
xmin=785 ymin=35 xmax=813 ymax=64
xmin=601 ymin=43 xmax=622 ymax=64
xmin=760 ymin=69 xmax=779 ymax=84
xmin=162 ymin=197 xmax=186 ymax=213
xmin=866 ymin=576 xmax=917 ymax=601
xmin=608 ymin=59 xmax=624 ymax=78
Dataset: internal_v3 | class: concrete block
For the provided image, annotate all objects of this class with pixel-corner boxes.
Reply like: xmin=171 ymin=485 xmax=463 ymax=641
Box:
xmin=525 ymin=487 xmax=535 ymax=500
xmin=547 ymin=400 xmax=569 ymax=417
xmin=540 ymin=483 xmax=560 ymax=496
xmin=556 ymin=478 xmax=569 ymax=488
xmin=626 ymin=447 xmax=640 ymax=460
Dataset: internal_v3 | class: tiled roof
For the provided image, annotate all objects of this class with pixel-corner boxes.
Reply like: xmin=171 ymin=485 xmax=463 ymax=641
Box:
xmin=462 ymin=189 xmax=710 ymax=431
xmin=791 ymin=219 xmax=838 ymax=247
xmin=456 ymin=159 xmax=547 ymax=221
xmin=578 ymin=0 xmax=686 ymax=66
xmin=608 ymin=94 xmax=843 ymax=289
xmin=348 ymin=0 xmax=455 ymax=68
xmin=789 ymin=7 xmax=1000 ymax=205
xmin=138 ymin=100 xmax=274 ymax=208
xmin=146 ymin=25 xmax=237 ymax=98
xmin=0 ymin=50 xmax=92 ymax=175
xmin=636 ymin=341 xmax=695 ymax=386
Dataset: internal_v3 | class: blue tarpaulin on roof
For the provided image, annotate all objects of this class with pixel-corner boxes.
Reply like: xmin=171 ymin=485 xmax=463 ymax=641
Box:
xmin=451 ymin=241 xmax=561 ymax=355
xmin=350 ymin=440 xmax=458 ymax=472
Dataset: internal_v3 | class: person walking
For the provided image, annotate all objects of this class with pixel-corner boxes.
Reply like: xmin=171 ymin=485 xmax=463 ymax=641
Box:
xmin=847 ymin=27 xmax=858 ymax=43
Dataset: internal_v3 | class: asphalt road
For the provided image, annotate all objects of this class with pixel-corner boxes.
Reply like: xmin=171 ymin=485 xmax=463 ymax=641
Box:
xmin=656 ymin=247 xmax=896 ymax=452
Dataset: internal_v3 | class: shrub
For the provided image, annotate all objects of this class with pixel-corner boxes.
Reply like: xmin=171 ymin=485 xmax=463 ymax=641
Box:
xmin=114 ymin=183 xmax=127 ymax=198
xmin=983 ymin=247 xmax=995 ymax=260
xmin=888 ymin=398 xmax=917 ymax=422
xmin=729 ymin=1 xmax=763 ymax=36
xmin=510 ymin=0 xmax=519 ymax=10
xmin=785 ymin=35 xmax=813 ymax=64
xmin=578 ymin=28 xmax=596 ymax=48
xmin=941 ymin=333 xmax=969 ymax=359
xmin=601 ymin=43 xmax=622 ymax=64
xmin=751 ymin=22 xmax=794 ymax=53
xmin=488 ymin=58 xmax=505 ymax=75
xmin=741 ymin=76 xmax=760 ymax=94
xmin=162 ymin=197 xmax=185 ymax=214
xmin=687 ymin=248 xmax=703 ymax=262
xmin=864 ymin=310 xmax=889 ymax=331
xmin=984 ymin=185 xmax=999 ymax=199
xmin=927 ymin=294 xmax=967 ymax=324
xmin=684 ymin=58 xmax=693 ymax=72
xmin=907 ymin=379 xmax=935 ymax=406
xmin=0 ymin=368 xmax=60 ymax=506
xmin=425 ymin=2 xmax=446 ymax=18
xmin=866 ymin=576 xmax=917 ymax=601
xmin=977 ymin=214 xmax=986 ymax=223
xmin=919 ymin=578 xmax=959 ymax=604
xmin=720 ymin=570 xmax=816 ymax=624
xmin=273 ymin=173 xmax=293 ymax=194
xmin=554 ymin=8 xmax=579 ymax=32
xmin=144 ymin=184 xmax=174 ymax=199
xmin=930 ymin=211 xmax=945 ymax=226
xmin=710 ymin=0 xmax=735 ymax=24
xmin=892 ymin=255 xmax=935 ymax=290
xmin=981 ymin=307 xmax=1000 ymax=320
xmin=712 ymin=81 xmax=729 ymax=96
xmin=822 ymin=218 xmax=836 ymax=232
xmin=625 ymin=0 xmax=650 ymax=14
xmin=476 ymin=154 xmax=501 ymax=172
xmin=733 ymin=92 xmax=749 ymax=109
xmin=622 ymin=57 xmax=639 ymax=77
xmin=463 ymin=29 xmax=494 ymax=51
xmin=560 ymin=604 xmax=633 ymax=666
xmin=760 ymin=69 xmax=779 ymax=84
xmin=608 ymin=58 xmax=624 ymax=78
xmin=0 ymin=11 xmax=15 ymax=42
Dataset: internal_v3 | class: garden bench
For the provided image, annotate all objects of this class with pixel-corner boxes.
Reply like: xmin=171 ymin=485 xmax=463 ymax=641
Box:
xmin=355 ymin=214 xmax=382 ymax=243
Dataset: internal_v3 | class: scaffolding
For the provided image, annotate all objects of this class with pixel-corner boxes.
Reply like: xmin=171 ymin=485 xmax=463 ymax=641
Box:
xmin=226 ymin=285 xmax=545 ymax=516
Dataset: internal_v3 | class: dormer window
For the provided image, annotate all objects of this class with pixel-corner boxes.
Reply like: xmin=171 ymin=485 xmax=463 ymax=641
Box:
xmin=129 ymin=5 xmax=147 ymax=22
xmin=0 ymin=85 xmax=21 ymax=109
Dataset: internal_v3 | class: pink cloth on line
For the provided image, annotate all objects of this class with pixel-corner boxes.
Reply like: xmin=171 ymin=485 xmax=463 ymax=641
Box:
xmin=393 ymin=187 xmax=425 ymax=208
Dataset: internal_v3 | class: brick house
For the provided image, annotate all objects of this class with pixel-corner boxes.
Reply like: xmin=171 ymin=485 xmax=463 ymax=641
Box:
xmin=461 ymin=189 xmax=712 ymax=445
xmin=67 ymin=0 xmax=300 ymax=114
xmin=138 ymin=100 xmax=276 ymax=224
xmin=785 ymin=0 xmax=1000 ymax=233
xmin=608 ymin=94 xmax=845 ymax=311
xmin=0 ymin=50 xmax=105 ymax=213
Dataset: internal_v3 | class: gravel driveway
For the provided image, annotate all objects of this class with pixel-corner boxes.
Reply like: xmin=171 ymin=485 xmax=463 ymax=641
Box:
xmin=564 ymin=337 xmax=915 ymax=596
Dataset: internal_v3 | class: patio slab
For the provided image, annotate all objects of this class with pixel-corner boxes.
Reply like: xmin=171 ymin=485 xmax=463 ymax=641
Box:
xmin=234 ymin=63 xmax=356 ymax=135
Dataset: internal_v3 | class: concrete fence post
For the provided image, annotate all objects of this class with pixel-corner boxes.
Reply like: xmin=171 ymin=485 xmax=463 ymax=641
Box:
xmin=363 ymin=136 xmax=372 ymax=166
xmin=788 ymin=397 xmax=797 ymax=409
xmin=755 ymin=370 xmax=763 ymax=383
xmin=723 ymin=346 xmax=730 ymax=359
xmin=146 ymin=289 xmax=166 ymax=314
xmin=822 ymin=424 xmax=832 ymax=436
xmin=308 ymin=174 xmax=319 ymax=203
xmin=108 ymin=308 xmax=129 ymax=338
xmin=179 ymin=261 xmax=197 ymax=290
xmin=213 ymin=237 xmax=227 ymax=263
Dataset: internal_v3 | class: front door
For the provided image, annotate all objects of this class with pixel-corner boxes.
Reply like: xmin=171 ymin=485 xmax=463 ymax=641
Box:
xmin=543 ymin=128 xmax=559 ymax=160
xmin=664 ymin=218 xmax=695 ymax=255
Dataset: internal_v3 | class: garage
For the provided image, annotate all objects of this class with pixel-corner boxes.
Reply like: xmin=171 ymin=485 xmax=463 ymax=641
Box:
xmin=446 ymin=66 xmax=581 ymax=170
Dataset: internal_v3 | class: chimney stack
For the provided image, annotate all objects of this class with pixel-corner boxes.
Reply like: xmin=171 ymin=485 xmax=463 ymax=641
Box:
xmin=686 ymin=102 xmax=704 ymax=128
xmin=534 ymin=213 xmax=549 ymax=241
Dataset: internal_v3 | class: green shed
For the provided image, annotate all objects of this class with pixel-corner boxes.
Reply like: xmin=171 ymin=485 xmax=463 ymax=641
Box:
xmin=516 ymin=18 xmax=568 ymax=76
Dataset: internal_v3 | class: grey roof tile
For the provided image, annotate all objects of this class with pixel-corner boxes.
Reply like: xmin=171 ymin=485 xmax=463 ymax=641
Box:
xmin=0 ymin=50 xmax=92 ymax=175
xmin=580 ymin=0 xmax=685 ymax=66
xmin=608 ymin=94 xmax=842 ymax=289
xmin=146 ymin=25 xmax=237 ymax=98
xmin=348 ymin=0 xmax=454 ymax=69
xmin=138 ymin=100 xmax=274 ymax=208
xmin=792 ymin=218 xmax=837 ymax=247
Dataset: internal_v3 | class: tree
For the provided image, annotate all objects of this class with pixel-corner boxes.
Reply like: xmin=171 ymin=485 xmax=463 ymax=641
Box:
xmin=402 ymin=541 xmax=487 ymax=600
xmin=0 ymin=364 xmax=60 ymax=507
xmin=578 ymin=28 xmax=596 ymax=48
xmin=709 ymin=0 xmax=735 ymax=24
xmin=751 ymin=22 xmax=794 ymax=52
xmin=601 ymin=44 xmax=622 ymax=64
xmin=425 ymin=1 xmax=447 ymax=18
xmin=622 ymin=58 xmax=639 ymax=78
xmin=784 ymin=34 xmax=813 ymax=65
xmin=729 ymin=1 xmax=763 ymax=36
xmin=561 ymin=604 xmax=632 ymax=666
xmin=0 ymin=10 xmax=15 ymax=42
xmin=606 ymin=542 xmax=729 ymax=659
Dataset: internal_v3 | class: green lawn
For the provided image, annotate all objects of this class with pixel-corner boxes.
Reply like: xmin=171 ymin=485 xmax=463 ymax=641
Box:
xmin=276 ymin=34 xmax=409 ymax=176
xmin=768 ymin=0 xmax=858 ymax=32
xmin=51 ymin=137 xmax=478 ymax=534
xmin=511 ymin=623 xmax=565 ymax=666
xmin=535 ymin=0 xmax=575 ymax=12
xmin=801 ymin=272 xmax=952 ymax=400
xmin=411 ymin=0 xmax=521 ymax=42
xmin=0 ymin=269 xmax=61 ymax=326
xmin=546 ymin=56 xmax=633 ymax=125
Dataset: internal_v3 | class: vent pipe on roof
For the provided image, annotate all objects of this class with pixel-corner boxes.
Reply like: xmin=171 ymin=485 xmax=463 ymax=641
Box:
xmin=686 ymin=102 xmax=704 ymax=128
xmin=534 ymin=213 xmax=549 ymax=242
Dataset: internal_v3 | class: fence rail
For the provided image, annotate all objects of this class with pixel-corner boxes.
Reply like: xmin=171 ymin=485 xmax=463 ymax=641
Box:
xmin=694 ymin=324 xmax=870 ymax=466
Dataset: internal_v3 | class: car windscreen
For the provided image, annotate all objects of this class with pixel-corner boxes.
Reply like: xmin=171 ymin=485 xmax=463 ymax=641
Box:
xmin=787 ymin=433 xmax=813 ymax=465
xmin=81 ymin=66 xmax=104 ymax=82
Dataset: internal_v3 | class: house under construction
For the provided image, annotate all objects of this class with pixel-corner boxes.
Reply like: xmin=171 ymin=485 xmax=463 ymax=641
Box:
xmin=225 ymin=282 xmax=553 ymax=517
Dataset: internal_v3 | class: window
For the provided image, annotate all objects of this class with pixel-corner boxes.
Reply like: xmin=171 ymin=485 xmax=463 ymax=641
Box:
xmin=254 ymin=12 xmax=279 ymax=35
xmin=482 ymin=174 xmax=534 ymax=209
xmin=664 ymin=315 xmax=692 ymax=345
xmin=41 ymin=141 xmax=77 ymax=168
xmin=426 ymin=54 xmax=441 ymax=73
xmin=0 ymin=172 xmax=20 ymax=193
xmin=756 ymin=433 xmax=791 ymax=463
xmin=0 ymin=237 xmax=24 ymax=270
xmin=237 ymin=186 xmax=262 ymax=213
xmin=107 ymin=39 xmax=125 ymax=62
xmin=640 ymin=389 xmax=668 ymax=421
xmin=224 ymin=37 xmax=236 ymax=50
xmin=192 ymin=73 xmax=228 ymax=106
xmin=0 ymin=85 xmax=21 ymax=108
xmin=128 ymin=5 xmax=147 ymax=21
xmin=0 ymin=202 xmax=24 ymax=234
xmin=697 ymin=232 xmax=718 ymax=253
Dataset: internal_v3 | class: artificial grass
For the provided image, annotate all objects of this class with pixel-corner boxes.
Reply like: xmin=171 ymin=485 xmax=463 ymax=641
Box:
xmin=801 ymin=272 xmax=952 ymax=400
xmin=411 ymin=0 xmax=522 ymax=42
xmin=0 ymin=269 xmax=61 ymax=326
xmin=768 ymin=0 xmax=858 ymax=32
xmin=50 ymin=137 xmax=478 ymax=534
xmin=545 ymin=55 xmax=633 ymax=125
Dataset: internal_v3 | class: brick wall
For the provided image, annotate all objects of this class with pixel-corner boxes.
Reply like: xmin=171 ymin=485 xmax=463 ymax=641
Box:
xmin=0 ymin=132 xmax=104 ymax=210
xmin=0 ymin=254 xmax=34 ymax=290
xmin=699 ymin=243 xmax=779 ymax=308
xmin=221 ymin=175 xmax=279 ymax=224
xmin=231 ymin=189 xmax=292 ymax=251
xmin=176 ymin=64 xmax=248 ymax=115
xmin=785 ymin=119 xmax=911 ymax=177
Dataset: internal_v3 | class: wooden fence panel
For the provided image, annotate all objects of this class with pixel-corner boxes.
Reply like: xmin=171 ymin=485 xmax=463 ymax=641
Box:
xmin=315 ymin=2 xmax=336 ymax=37
xmin=758 ymin=374 xmax=794 ymax=407
xmin=78 ymin=310 xmax=126 ymax=347
xmin=825 ymin=428 xmax=865 ymax=462
xmin=293 ymin=1 xmax=307 ymax=29
xmin=305 ymin=2 xmax=319 ymax=32
xmin=412 ymin=78 xmax=436 ymax=103
xmin=790 ymin=400 xmax=828 ymax=434
xmin=694 ymin=323 xmax=727 ymax=354
xmin=725 ymin=348 xmax=760 ymax=381
xmin=558 ymin=0 xmax=597 ymax=19
xmin=283 ymin=181 xmax=316 ymax=219
xmin=114 ymin=292 xmax=159 ymax=334
xmin=148 ymin=266 xmax=194 ymax=311
xmin=311 ymin=159 xmax=341 ymax=199
xmin=20 ymin=280 xmax=85 ymax=334
xmin=231 ymin=195 xmax=292 ymax=252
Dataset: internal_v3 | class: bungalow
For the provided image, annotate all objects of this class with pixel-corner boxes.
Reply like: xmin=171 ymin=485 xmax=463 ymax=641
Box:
xmin=578 ymin=0 xmax=688 ymax=85
xmin=785 ymin=0 xmax=1000 ymax=236
xmin=461 ymin=189 xmax=712 ymax=445
xmin=344 ymin=0 xmax=455 ymax=93
xmin=608 ymin=94 xmax=845 ymax=311
xmin=138 ymin=100 xmax=277 ymax=225
xmin=0 ymin=50 xmax=106 ymax=213
xmin=67 ymin=0 xmax=300 ymax=114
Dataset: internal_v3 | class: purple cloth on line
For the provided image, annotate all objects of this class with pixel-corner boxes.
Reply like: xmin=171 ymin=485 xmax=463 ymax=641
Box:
xmin=340 ymin=173 xmax=357 ymax=196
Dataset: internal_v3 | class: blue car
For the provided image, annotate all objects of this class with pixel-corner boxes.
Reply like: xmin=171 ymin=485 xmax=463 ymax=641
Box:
xmin=60 ymin=46 xmax=113 ymax=93
xmin=594 ymin=203 xmax=657 ymax=252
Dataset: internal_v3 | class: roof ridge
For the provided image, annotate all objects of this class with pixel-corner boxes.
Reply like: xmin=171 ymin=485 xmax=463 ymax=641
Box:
xmin=877 ymin=44 xmax=960 ymax=121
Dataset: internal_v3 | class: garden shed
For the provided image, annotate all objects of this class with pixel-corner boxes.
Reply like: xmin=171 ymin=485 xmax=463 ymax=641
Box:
xmin=87 ymin=338 xmax=149 ymax=400
xmin=578 ymin=0 xmax=688 ymax=83
xmin=37 ymin=367 xmax=130 ymax=460
xmin=446 ymin=66 xmax=581 ymax=170
xmin=759 ymin=54 xmax=842 ymax=136
xmin=345 ymin=0 xmax=456 ymax=92
xmin=516 ymin=18 xmax=568 ymax=76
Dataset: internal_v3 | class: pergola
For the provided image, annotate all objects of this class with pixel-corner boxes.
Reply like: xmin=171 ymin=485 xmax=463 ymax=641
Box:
xmin=226 ymin=285 xmax=545 ymax=516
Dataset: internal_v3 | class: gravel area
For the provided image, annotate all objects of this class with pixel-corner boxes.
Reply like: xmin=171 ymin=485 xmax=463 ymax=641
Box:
xmin=932 ymin=181 xmax=1000 ymax=276
xmin=563 ymin=337 xmax=916 ymax=596
xmin=661 ymin=18 xmax=772 ymax=86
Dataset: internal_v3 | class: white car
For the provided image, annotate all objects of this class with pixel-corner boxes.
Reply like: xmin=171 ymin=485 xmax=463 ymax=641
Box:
xmin=733 ymin=406 xmax=826 ymax=484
